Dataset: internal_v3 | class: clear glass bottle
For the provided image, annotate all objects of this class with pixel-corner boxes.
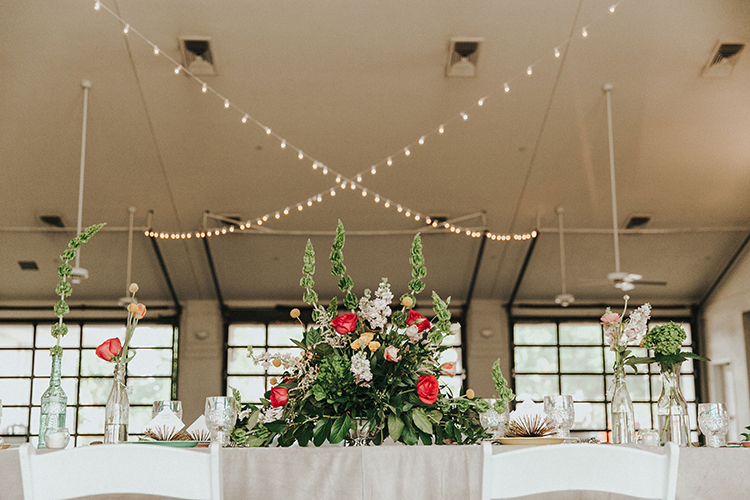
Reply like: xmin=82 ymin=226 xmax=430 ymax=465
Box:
xmin=610 ymin=367 xmax=635 ymax=444
xmin=657 ymin=362 xmax=691 ymax=447
xmin=104 ymin=362 xmax=129 ymax=443
xmin=38 ymin=353 xmax=67 ymax=449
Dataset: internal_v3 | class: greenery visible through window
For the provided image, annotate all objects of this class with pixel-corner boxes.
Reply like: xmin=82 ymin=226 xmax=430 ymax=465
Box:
xmin=226 ymin=322 xmax=465 ymax=403
xmin=0 ymin=321 xmax=178 ymax=446
xmin=512 ymin=320 xmax=699 ymax=441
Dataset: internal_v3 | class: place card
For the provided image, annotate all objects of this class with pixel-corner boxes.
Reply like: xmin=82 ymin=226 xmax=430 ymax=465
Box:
xmin=186 ymin=414 xmax=210 ymax=442
xmin=144 ymin=408 xmax=188 ymax=441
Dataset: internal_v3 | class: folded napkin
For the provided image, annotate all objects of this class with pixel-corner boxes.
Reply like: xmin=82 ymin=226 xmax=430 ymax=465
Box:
xmin=186 ymin=414 xmax=211 ymax=442
xmin=143 ymin=408 xmax=190 ymax=441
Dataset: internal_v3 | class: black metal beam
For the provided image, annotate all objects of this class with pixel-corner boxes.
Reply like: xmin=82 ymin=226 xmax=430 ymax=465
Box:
xmin=507 ymin=234 xmax=539 ymax=309
xmin=149 ymin=237 xmax=182 ymax=315
xmin=698 ymin=231 xmax=750 ymax=310
xmin=202 ymin=237 xmax=227 ymax=315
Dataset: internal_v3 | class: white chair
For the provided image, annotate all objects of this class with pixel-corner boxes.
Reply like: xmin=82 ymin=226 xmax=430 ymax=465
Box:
xmin=19 ymin=442 xmax=223 ymax=500
xmin=481 ymin=441 xmax=679 ymax=500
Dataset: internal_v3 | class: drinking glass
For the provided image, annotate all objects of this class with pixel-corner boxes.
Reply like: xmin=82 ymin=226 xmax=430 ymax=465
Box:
xmin=698 ymin=403 xmax=729 ymax=447
xmin=543 ymin=395 xmax=575 ymax=438
xmin=205 ymin=396 xmax=237 ymax=447
xmin=637 ymin=428 xmax=660 ymax=446
xmin=152 ymin=400 xmax=183 ymax=420
xmin=479 ymin=399 xmax=509 ymax=439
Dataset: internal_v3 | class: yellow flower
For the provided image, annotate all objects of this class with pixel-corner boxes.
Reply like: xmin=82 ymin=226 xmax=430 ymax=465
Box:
xmin=269 ymin=377 xmax=278 ymax=385
xmin=368 ymin=341 xmax=381 ymax=352
xmin=129 ymin=283 xmax=139 ymax=294
xmin=401 ymin=296 xmax=414 ymax=308
xmin=351 ymin=339 xmax=361 ymax=350
xmin=127 ymin=303 xmax=138 ymax=313
xmin=360 ymin=332 xmax=374 ymax=344
xmin=466 ymin=389 xmax=475 ymax=399
xmin=290 ymin=308 xmax=301 ymax=319
xmin=272 ymin=358 xmax=282 ymax=367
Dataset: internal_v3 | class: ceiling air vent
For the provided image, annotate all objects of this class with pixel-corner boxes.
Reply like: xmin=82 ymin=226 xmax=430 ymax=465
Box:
xmin=446 ymin=37 xmax=483 ymax=78
xmin=39 ymin=215 xmax=65 ymax=228
xmin=179 ymin=37 xmax=217 ymax=76
xmin=18 ymin=261 xmax=39 ymax=271
xmin=702 ymin=42 xmax=744 ymax=79
xmin=624 ymin=215 xmax=651 ymax=229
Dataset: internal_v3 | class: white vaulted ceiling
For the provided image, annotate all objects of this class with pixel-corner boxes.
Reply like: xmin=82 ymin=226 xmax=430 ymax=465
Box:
xmin=1 ymin=0 xmax=749 ymax=311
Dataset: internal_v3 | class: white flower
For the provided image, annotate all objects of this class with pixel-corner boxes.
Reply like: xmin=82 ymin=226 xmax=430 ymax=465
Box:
xmin=258 ymin=406 xmax=284 ymax=424
xmin=350 ymin=350 xmax=373 ymax=383
xmin=449 ymin=323 xmax=461 ymax=335
xmin=358 ymin=279 xmax=393 ymax=330
xmin=405 ymin=324 xmax=421 ymax=343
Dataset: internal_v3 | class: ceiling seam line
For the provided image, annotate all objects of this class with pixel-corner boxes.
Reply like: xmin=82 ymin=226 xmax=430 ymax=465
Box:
xmin=489 ymin=0 xmax=585 ymax=298
xmin=113 ymin=0 xmax=206 ymax=297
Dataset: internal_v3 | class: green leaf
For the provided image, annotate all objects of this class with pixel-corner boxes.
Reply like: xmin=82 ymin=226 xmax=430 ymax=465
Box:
xmin=625 ymin=356 xmax=655 ymax=365
xmin=295 ymin=423 xmax=314 ymax=447
xmin=401 ymin=421 xmax=418 ymax=445
xmin=314 ymin=343 xmax=334 ymax=357
xmin=428 ymin=410 xmax=443 ymax=423
xmin=313 ymin=418 xmax=333 ymax=447
xmin=411 ymin=408 xmax=433 ymax=434
xmin=388 ymin=412 xmax=404 ymax=441
xmin=329 ymin=414 xmax=351 ymax=444
xmin=343 ymin=292 xmax=358 ymax=310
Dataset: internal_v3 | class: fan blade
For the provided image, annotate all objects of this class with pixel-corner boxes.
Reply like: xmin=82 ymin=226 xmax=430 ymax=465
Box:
xmin=635 ymin=280 xmax=668 ymax=286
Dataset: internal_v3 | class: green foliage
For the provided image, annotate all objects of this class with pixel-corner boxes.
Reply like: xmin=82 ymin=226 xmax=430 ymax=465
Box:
xmin=491 ymin=359 xmax=515 ymax=413
xmin=311 ymin=355 xmax=352 ymax=402
xmin=50 ymin=323 xmax=68 ymax=339
xmin=742 ymin=425 xmax=750 ymax=442
xmin=408 ymin=234 xmax=427 ymax=295
xmin=642 ymin=321 xmax=687 ymax=356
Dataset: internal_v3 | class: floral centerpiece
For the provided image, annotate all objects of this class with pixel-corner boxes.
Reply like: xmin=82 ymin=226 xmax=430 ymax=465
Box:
xmin=630 ymin=321 xmax=709 ymax=446
xmin=231 ymin=221 xmax=489 ymax=447
xmin=95 ymin=283 xmax=147 ymax=443
xmin=600 ymin=294 xmax=651 ymax=443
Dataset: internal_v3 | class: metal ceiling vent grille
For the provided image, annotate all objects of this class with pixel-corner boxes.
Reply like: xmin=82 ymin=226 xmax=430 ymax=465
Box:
xmin=446 ymin=37 xmax=483 ymax=78
xmin=179 ymin=37 xmax=217 ymax=76
xmin=702 ymin=42 xmax=744 ymax=79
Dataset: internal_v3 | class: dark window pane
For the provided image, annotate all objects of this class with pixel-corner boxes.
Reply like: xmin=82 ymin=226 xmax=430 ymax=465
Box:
xmin=559 ymin=323 xmax=602 ymax=345
xmin=514 ymin=323 xmax=556 ymax=345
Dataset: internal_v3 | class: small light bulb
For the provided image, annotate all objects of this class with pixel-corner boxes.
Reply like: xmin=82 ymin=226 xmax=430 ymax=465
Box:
xmin=265 ymin=127 xmax=271 ymax=135
xmin=356 ymin=174 xmax=362 ymax=182
xmin=609 ymin=4 xmax=616 ymax=13
xmin=224 ymin=99 xmax=230 ymax=108
xmin=341 ymin=182 xmax=347 ymax=189
xmin=221 ymin=228 xmax=227 ymax=234
xmin=461 ymin=112 xmax=468 ymax=120
xmin=415 ymin=214 xmax=421 ymax=221
xmin=432 ymin=221 xmax=438 ymax=228
xmin=322 ymin=167 xmax=328 ymax=174
xmin=466 ymin=230 xmax=471 ymax=236
xmin=350 ymin=183 xmax=355 ymax=190
xmin=229 ymin=227 xmax=234 ymax=233
xmin=478 ymin=98 xmax=485 ymax=106
xmin=312 ymin=161 xmax=319 ymax=169
xmin=153 ymin=46 xmax=160 ymax=55
xmin=297 ymin=204 xmax=303 ymax=211
xmin=202 ymin=83 xmax=207 ymax=93
xmin=257 ymin=219 xmax=263 ymax=225
xmin=336 ymin=175 xmax=341 ymax=183
xmin=527 ymin=65 xmax=533 ymax=76
xmin=241 ymin=114 xmax=249 ymax=123
xmin=307 ymin=199 xmax=313 ymax=206
xmin=280 ymin=140 xmax=286 ymax=148
xmin=404 ymin=148 xmax=410 ymax=156
xmin=504 ymin=83 xmax=510 ymax=93
xmin=123 ymin=24 xmax=129 ymax=34
xmin=419 ymin=136 xmax=425 ymax=145
xmin=187 ymin=233 xmax=192 ymax=238
xmin=362 ymin=189 xmax=367 ymax=197
xmin=405 ymin=210 xmax=411 ymax=217
xmin=582 ymin=26 xmax=588 ymax=37
xmin=387 ymin=157 xmax=393 ymax=166
xmin=330 ymin=189 xmax=336 ymax=196
xmin=94 ymin=1 xmax=101 ymax=10
xmin=262 ymin=215 xmax=268 ymax=221
xmin=554 ymin=47 xmax=561 ymax=58
xmin=384 ymin=200 xmax=391 ymax=208
xmin=425 ymin=217 xmax=432 ymax=224
xmin=284 ymin=207 xmax=290 ymax=215
xmin=374 ymin=195 xmax=380 ymax=203
xmin=174 ymin=65 xmax=182 ymax=74
xmin=444 ymin=223 xmax=450 ymax=229
xmin=317 ymin=195 xmax=322 ymax=202
xmin=298 ymin=151 xmax=304 ymax=159
xmin=371 ymin=166 xmax=377 ymax=174
xmin=439 ymin=125 xmax=445 ymax=134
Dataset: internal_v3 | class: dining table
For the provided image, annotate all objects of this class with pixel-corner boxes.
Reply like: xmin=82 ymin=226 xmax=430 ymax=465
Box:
xmin=1 ymin=442 xmax=748 ymax=499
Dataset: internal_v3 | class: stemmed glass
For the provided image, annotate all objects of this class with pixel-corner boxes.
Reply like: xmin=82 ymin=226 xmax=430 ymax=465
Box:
xmin=205 ymin=396 xmax=238 ymax=446
xmin=152 ymin=400 xmax=183 ymax=420
xmin=543 ymin=395 xmax=575 ymax=438
xmin=698 ymin=403 xmax=729 ymax=447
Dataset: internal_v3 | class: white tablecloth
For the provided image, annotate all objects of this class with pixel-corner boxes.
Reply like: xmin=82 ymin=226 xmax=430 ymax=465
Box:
xmin=1 ymin=444 xmax=747 ymax=499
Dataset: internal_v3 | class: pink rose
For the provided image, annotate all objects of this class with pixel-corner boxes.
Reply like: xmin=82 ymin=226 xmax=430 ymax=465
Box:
xmin=95 ymin=338 xmax=122 ymax=361
xmin=269 ymin=386 xmax=288 ymax=408
xmin=136 ymin=303 xmax=147 ymax=320
xmin=600 ymin=313 xmax=620 ymax=326
xmin=406 ymin=310 xmax=431 ymax=333
xmin=331 ymin=313 xmax=358 ymax=335
xmin=441 ymin=362 xmax=457 ymax=377
xmin=417 ymin=375 xmax=439 ymax=405
xmin=384 ymin=345 xmax=401 ymax=362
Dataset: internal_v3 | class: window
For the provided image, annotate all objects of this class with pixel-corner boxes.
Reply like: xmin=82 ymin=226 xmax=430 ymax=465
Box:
xmin=0 ymin=321 xmax=178 ymax=446
xmin=512 ymin=319 xmax=699 ymax=441
xmin=226 ymin=320 xmax=465 ymax=403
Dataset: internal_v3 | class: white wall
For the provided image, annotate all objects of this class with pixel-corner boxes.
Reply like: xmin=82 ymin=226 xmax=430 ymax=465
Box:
xmin=702 ymin=243 xmax=750 ymax=440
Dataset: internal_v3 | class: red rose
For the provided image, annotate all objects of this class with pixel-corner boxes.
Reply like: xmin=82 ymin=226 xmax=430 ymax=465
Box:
xmin=331 ymin=313 xmax=358 ymax=335
xmin=269 ymin=386 xmax=288 ymax=408
xmin=417 ymin=375 xmax=439 ymax=405
xmin=96 ymin=338 xmax=122 ymax=361
xmin=406 ymin=310 xmax=431 ymax=333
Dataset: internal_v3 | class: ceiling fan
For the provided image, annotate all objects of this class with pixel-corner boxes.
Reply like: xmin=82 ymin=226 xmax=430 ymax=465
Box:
xmin=590 ymin=84 xmax=667 ymax=292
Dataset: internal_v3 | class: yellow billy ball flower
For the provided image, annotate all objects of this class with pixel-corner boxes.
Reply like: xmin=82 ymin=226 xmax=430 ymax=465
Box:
xmin=269 ymin=377 xmax=278 ymax=385
xmin=466 ymin=389 xmax=475 ymax=400
xmin=127 ymin=303 xmax=139 ymax=313
xmin=129 ymin=283 xmax=139 ymax=293
xmin=290 ymin=308 xmax=301 ymax=319
xmin=272 ymin=358 xmax=282 ymax=367
xmin=401 ymin=296 xmax=414 ymax=308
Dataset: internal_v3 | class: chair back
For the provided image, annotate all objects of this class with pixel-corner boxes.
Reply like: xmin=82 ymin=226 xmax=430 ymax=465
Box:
xmin=19 ymin=442 xmax=222 ymax=500
xmin=481 ymin=441 xmax=679 ymax=500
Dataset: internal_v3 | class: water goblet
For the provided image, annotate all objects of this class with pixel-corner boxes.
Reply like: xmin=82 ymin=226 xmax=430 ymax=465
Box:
xmin=152 ymin=400 xmax=183 ymax=420
xmin=636 ymin=428 xmax=660 ymax=446
xmin=543 ymin=395 xmax=575 ymax=438
xmin=480 ymin=399 xmax=509 ymax=439
xmin=205 ymin=396 xmax=238 ymax=447
xmin=698 ymin=403 xmax=729 ymax=447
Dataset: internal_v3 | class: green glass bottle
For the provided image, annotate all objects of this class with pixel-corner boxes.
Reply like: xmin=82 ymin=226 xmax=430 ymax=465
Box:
xmin=38 ymin=353 xmax=67 ymax=449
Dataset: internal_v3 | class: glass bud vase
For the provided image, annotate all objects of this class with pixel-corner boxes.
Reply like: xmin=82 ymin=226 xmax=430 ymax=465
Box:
xmin=38 ymin=353 xmax=67 ymax=449
xmin=610 ymin=368 xmax=635 ymax=444
xmin=104 ymin=362 xmax=129 ymax=443
xmin=657 ymin=362 xmax=691 ymax=447
xmin=345 ymin=418 xmax=375 ymax=446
